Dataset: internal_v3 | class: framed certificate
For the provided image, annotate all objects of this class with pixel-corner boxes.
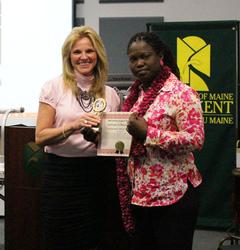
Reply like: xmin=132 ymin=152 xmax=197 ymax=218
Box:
xmin=97 ymin=112 xmax=132 ymax=157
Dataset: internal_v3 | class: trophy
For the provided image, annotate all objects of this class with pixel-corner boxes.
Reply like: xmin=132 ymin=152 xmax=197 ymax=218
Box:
xmin=80 ymin=98 xmax=107 ymax=142
xmin=92 ymin=98 xmax=106 ymax=132
xmin=93 ymin=98 xmax=106 ymax=115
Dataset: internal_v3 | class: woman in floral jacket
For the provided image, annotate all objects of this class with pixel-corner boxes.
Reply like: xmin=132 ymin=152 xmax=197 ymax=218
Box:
xmin=116 ymin=32 xmax=205 ymax=250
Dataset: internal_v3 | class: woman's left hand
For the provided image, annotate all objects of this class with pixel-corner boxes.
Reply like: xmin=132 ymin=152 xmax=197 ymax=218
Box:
xmin=127 ymin=112 xmax=147 ymax=141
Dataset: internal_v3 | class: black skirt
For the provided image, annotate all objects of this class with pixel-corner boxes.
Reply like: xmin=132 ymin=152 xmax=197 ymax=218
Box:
xmin=41 ymin=153 xmax=115 ymax=250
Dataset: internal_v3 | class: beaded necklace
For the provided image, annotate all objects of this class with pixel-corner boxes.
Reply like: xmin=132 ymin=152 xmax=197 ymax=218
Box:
xmin=76 ymin=88 xmax=94 ymax=113
xmin=75 ymin=72 xmax=95 ymax=112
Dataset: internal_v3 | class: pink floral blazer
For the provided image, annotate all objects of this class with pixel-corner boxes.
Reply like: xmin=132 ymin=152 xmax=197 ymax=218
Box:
xmin=128 ymin=73 xmax=205 ymax=207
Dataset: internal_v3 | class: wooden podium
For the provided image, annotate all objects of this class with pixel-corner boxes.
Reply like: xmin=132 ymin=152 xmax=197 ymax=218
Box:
xmin=4 ymin=125 xmax=130 ymax=250
xmin=5 ymin=126 xmax=44 ymax=250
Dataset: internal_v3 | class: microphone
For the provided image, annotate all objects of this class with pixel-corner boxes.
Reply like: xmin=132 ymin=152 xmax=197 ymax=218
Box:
xmin=0 ymin=107 xmax=25 ymax=157
xmin=0 ymin=107 xmax=24 ymax=114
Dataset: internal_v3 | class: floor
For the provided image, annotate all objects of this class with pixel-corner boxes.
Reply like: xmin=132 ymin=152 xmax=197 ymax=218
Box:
xmin=0 ymin=217 xmax=231 ymax=250
xmin=193 ymin=229 xmax=229 ymax=250
xmin=0 ymin=218 xmax=3 ymax=250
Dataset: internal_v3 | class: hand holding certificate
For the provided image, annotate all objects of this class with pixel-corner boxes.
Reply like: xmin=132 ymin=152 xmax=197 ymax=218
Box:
xmin=97 ymin=112 xmax=132 ymax=157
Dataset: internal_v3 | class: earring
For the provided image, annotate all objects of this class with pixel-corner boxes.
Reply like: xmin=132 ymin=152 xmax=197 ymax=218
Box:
xmin=160 ymin=58 xmax=164 ymax=66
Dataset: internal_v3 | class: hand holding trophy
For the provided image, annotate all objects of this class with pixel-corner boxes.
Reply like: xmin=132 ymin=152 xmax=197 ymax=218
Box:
xmin=81 ymin=98 xmax=106 ymax=144
xmin=92 ymin=98 xmax=107 ymax=131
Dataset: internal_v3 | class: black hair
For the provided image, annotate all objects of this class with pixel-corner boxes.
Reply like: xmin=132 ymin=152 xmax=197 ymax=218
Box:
xmin=127 ymin=32 xmax=180 ymax=79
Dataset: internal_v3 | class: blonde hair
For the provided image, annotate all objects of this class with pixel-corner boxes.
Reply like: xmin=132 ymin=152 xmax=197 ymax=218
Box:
xmin=62 ymin=26 xmax=108 ymax=98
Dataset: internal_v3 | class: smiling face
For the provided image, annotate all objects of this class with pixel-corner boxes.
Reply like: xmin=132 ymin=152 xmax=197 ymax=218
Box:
xmin=128 ymin=40 xmax=162 ymax=84
xmin=70 ymin=37 xmax=97 ymax=76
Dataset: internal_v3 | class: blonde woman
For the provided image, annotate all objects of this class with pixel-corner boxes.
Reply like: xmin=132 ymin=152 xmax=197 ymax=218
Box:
xmin=36 ymin=26 xmax=120 ymax=250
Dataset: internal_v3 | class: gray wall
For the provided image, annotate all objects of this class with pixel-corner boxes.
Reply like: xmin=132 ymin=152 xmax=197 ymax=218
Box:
xmin=76 ymin=0 xmax=240 ymax=33
xmin=75 ymin=0 xmax=240 ymax=86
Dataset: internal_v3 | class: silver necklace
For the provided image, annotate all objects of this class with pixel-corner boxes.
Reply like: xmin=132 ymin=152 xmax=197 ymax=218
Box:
xmin=76 ymin=88 xmax=94 ymax=112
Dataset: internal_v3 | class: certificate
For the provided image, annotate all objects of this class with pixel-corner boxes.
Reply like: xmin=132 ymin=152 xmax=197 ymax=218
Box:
xmin=97 ymin=112 xmax=132 ymax=157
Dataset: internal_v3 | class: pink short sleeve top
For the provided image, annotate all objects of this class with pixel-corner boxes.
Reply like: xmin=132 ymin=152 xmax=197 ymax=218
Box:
xmin=39 ymin=75 xmax=120 ymax=157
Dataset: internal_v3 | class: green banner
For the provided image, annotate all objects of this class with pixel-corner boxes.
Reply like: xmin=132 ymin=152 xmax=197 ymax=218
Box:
xmin=147 ymin=20 xmax=239 ymax=229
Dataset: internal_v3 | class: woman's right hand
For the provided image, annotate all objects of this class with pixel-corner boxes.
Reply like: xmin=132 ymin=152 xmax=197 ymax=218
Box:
xmin=80 ymin=127 xmax=99 ymax=144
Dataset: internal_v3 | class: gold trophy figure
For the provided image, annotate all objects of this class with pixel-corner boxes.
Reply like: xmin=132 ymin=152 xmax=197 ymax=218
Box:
xmin=93 ymin=98 xmax=106 ymax=115
xmin=92 ymin=98 xmax=107 ymax=132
